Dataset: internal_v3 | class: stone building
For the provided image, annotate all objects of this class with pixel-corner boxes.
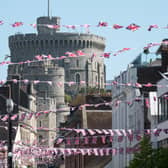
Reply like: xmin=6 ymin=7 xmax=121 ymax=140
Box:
xmin=0 ymin=82 xmax=37 ymax=167
xmin=56 ymin=95 xmax=112 ymax=168
xmin=8 ymin=16 xmax=106 ymax=95
xmin=7 ymin=15 xmax=106 ymax=166
xmin=111 ymin=52 xmax=164 ymax=168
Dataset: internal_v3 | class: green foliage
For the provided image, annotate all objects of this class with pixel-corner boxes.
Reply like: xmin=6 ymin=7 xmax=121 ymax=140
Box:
xmin=79 ymin=87 xmax=108 ymax=95
xmin=128 ymin=136 xmax=168 ymax=168
xmin=64 ymin=94 xmax=72 ymax=103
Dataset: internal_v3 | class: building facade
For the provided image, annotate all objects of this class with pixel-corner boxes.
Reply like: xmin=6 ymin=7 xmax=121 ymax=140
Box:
xmin=111 ymin=52 xmax=164 ymax=168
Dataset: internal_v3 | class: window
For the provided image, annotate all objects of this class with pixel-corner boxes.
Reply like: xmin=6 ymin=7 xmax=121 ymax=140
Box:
xmin=64 ymin=40 xmax=67 ymax=47
xmin=39 ymin=120 xmax=42 ymax=127
xmin=76 ymin=60 xmax=79 ymax=67
xmin=76 ymin=74 xmax=80 ymax=85
xmin=79 ymin=40 xmax=81 ymax=47
xmin=39 ymin=135 xmax=43 ymax=143
xmin=158 ymin=94 xmax=168 ymax=122
xmin=83 ymin=40 xmax=85 ymax=48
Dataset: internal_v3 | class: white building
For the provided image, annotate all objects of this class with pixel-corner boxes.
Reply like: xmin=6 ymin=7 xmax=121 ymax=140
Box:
xmin=112 ymin=67 xmax=144 ymax=168
xmin=150 ymin=77 xmax=168 ymax=148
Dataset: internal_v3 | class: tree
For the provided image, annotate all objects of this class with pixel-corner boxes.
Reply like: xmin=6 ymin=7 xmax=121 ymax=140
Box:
xmin=128 ymin=136 xmax=168 ymax=168
xmin=64 ymin=94 xmax=72 ymax=103
xmin=128 ymin=136 xmax=153 ymax=168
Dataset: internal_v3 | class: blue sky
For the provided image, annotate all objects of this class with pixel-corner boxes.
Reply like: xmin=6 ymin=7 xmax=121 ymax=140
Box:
xmin=0 ymin=0 xmax=168 ymax=80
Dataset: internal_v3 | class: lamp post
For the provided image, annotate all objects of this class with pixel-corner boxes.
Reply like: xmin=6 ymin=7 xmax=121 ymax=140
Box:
xmin=6 ymin=85 xmax=14 ymax=168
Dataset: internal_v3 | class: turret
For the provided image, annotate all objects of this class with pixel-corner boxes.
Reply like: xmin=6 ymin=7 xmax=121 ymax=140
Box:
xmin=37 ymin=16 xmax=61 ymax=34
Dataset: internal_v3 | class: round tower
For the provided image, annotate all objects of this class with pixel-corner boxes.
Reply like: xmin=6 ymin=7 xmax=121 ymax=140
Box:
xmin=8 ymin=60 xmax=65 ymax=105
xmin=8 ymin=16 xmax=106 ymax=94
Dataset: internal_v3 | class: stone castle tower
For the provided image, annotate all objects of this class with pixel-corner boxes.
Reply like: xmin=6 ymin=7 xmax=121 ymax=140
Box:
xmin=8 ymin=16 xmax=106 ymax=94
xmin=7 ymin=16 xmax=106 ymax=146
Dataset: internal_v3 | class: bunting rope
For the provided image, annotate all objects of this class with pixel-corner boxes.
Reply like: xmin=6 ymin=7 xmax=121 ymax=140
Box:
xmin=0 ymin=40 xmax=166 ymax=65
xmin=0 ymin=20 xmax=167 ymax=32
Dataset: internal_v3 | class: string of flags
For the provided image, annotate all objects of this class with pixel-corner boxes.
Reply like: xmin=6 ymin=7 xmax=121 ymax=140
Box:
xmin=0 ymin=20 xmax=167 ymax=32
xmin=0 ymin=95 xmax=168 ymax=122
xmin=13 ymin=146 xmax=141 ymax=158
xmin=9 ymin=123 xmax=168 ymax=137
xmin=0 ymin=40 xmax=166 ymax=68
xmin=1 ymin=78 xmax=168 ymax=89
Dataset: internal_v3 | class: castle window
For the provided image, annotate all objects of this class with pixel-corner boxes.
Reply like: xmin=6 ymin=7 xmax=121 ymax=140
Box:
xmin=76 ymin=74 xmax=80 ymax=85
xmin=101 ymin=77 xmax=104 ymax=88
xmin=87 ymin=40 xmax=89 ymax=48
xmin=74 ymin=40 xmax=77 ymax=47
xmin=60 ymin=40 xmax=63 ymax=47
xmin=19 ymin=42 xmax=22 ymax=48
xmin=36 ymin=40 xmax=39 ymax=46
xmin=23 ymin=41 xmax=26 ymax=47
xmin=69 ymin=40 xmax=72 ymax=48
xmin=76 ymin=60 xmax=79 ymax=67
xmin=55 ymin=40 xmax=58 ymax=47
xmin=90 ymin=41 xmax=93 ymax=48
xmin=39 ymin=135 xmax=43 ymax=143
xmin=31 ymin=40 xmax=34 ymax=47
xmin=39 ymin=120 xmax=42 ymax=127
xmin=50 ymin=40 xmax=53 ymax=46
xmin=45 ymin=40 xmax=48 ymax=47
xmin=79 ymin=40 xmax=81 ymax=48
xmin=40 ymin=40 xmax=44 ymax=48
xmin=64 ymin=40 xmax=68 ymax=47
xmin=83 ymin=40 xmax=85 ymax=48
xmin=96 ymin=76 xmax=98 ymax=82
xmin=27 ymin=41 xmax=30 ymax=47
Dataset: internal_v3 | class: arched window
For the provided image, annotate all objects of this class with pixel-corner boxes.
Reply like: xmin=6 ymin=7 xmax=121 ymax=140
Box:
xmin=76 ymin=74 xmax=80 ymax=84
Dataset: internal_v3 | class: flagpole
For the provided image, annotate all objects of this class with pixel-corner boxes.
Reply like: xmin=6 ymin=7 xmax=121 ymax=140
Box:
xmin=48 ymin=0 xmax=50 ymax=17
